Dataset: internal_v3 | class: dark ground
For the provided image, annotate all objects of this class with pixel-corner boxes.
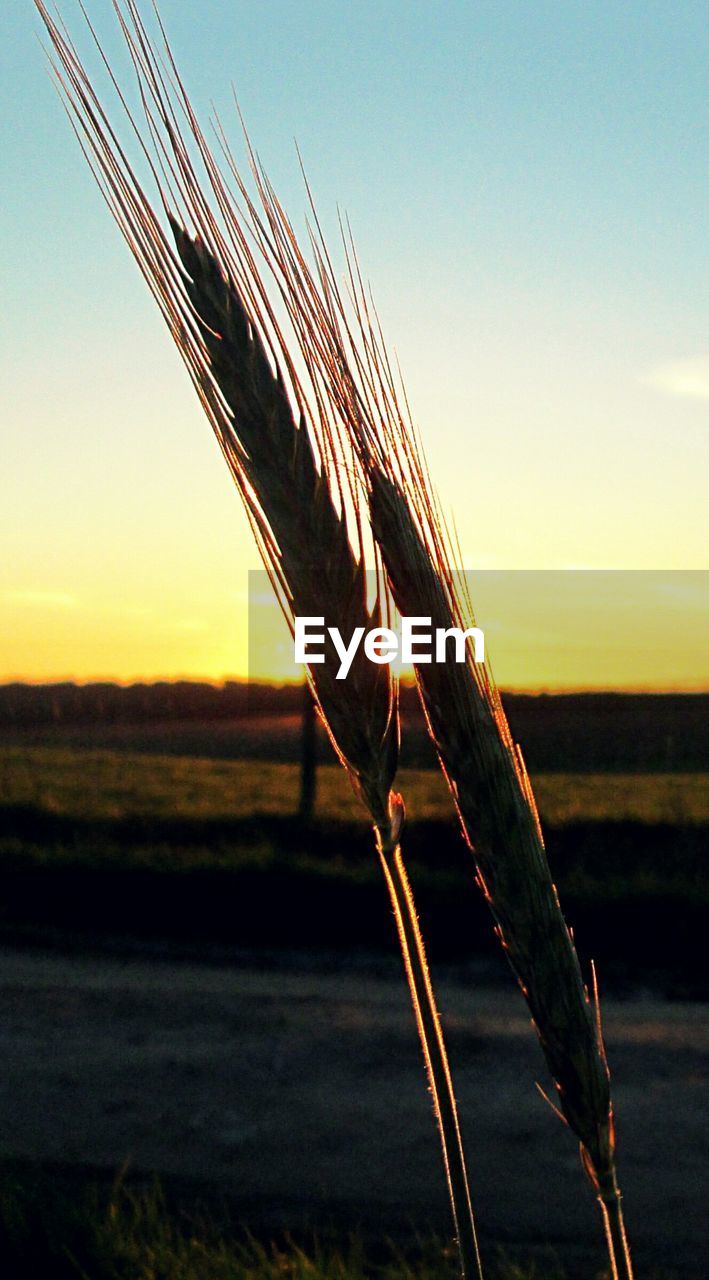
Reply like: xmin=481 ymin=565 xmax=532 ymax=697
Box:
xmin=0 ymin=945 xmax=707 ymax=1277
xmin=2 ymin=807 xmax=707 ymax=996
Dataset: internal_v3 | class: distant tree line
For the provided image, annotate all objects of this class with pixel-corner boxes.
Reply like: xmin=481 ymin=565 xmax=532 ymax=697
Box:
xmin=0 ymin=682 xmax=706 ymax=772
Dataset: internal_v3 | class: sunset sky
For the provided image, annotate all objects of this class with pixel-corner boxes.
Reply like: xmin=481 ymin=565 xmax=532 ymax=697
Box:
xmin=2 ymin=2 xmax=707 ymax=688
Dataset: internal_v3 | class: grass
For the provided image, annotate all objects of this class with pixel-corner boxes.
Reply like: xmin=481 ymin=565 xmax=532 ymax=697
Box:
xmin=0 ymin=1170 xmax=569 ymax=1280
xmin=1 ymin=744 xmax=707 ymax=991
xmin=1 ymin=746 xmax=706 ymax=826
xmin=0 ymin=1168 xmax=692 ymax=1280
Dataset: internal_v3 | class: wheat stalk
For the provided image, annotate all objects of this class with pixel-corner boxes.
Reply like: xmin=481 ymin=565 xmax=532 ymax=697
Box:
xmin=205 ymin=116 xmax=637 ymax=1280
xmin=270 ymin=245 xmax=636 ymax=1280
xmin=34 ymin=4 xmax=483 ymax=1275
xmin=367 ymin=468 xmax=634 ymax=1273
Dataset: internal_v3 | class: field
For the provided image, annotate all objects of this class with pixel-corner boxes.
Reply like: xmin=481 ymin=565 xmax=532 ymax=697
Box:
xmin=2 ymin=745 xmax=707 ymax=827
xmin=0 ymin=718 xmax=707 ymax=1275
xmin=0 ymin=1175 xmax=520 ymax=1280
xmin=0 ymin=744 xmax=706 ymax=992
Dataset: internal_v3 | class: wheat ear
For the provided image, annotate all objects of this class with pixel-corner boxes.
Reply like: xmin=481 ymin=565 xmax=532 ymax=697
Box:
xmin=227 ymin=177 xmax=635 ymax=1280
xmin=365 ymin=461 xmax=632 ymax=1279
xmin=167 ymin=219 xmax=397 ymax=825
xmin=169 ymin=226 xmax=482 ymax=1279
xmin=172 ymin=228 xmax=483 ymax=1276
xmin=34 ymin=4 xmax=483 ymax=1274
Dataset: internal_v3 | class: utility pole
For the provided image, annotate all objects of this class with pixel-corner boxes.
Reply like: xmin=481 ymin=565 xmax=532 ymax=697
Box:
xmin=298 ymin=679 xmax=317 ymax=822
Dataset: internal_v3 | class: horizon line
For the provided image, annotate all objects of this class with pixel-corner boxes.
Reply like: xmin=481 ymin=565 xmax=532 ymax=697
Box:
xmin=1 ymin=676 xmax=707 ymax=697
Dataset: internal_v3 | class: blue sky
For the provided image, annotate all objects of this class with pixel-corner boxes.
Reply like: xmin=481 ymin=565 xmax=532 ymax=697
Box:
xmin=1 ymin=1 xmax=707 ymax=680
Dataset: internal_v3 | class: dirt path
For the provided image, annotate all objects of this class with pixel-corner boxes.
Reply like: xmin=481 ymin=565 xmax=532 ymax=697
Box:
xmin=1 ymin=946 xmax=707 ymax=1273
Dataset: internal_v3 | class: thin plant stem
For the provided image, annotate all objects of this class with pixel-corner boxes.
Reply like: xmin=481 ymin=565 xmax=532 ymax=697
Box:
xmin=598 ymin=1177 xmax=634 ymax=1280
xmin=378 ymin=835 xmax=483 ymax=1280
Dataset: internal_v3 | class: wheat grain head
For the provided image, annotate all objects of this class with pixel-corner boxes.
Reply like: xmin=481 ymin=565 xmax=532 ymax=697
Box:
xmin=34 ymin=0 xmax=398 ymax=833
xmin=212 ymin=123 xmax=632 ymax=1264
xmin=33 ymin=8 xmax=484 ymax=1275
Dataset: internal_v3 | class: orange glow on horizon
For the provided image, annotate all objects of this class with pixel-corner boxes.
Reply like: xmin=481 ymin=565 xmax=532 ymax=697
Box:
xmin=2 ymin=571 xmax=706 ymax=694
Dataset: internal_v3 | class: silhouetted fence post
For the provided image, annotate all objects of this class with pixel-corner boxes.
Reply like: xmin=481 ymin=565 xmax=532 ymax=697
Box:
xmin=299 ymin=680 xmax=317 ymax=822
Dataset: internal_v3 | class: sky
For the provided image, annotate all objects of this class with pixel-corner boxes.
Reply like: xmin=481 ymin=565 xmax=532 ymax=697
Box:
xmin=249 ymin=570 xmax=709 ymax=692
xmin=1 ymin=1 xmax=708 ymax=687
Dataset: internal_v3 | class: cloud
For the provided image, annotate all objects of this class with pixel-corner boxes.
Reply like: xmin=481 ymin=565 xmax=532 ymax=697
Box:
xmin=645 ymin=357 xmax=709 ymax=401
xmin=6 ymin=589 xmax=78 ymax=609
